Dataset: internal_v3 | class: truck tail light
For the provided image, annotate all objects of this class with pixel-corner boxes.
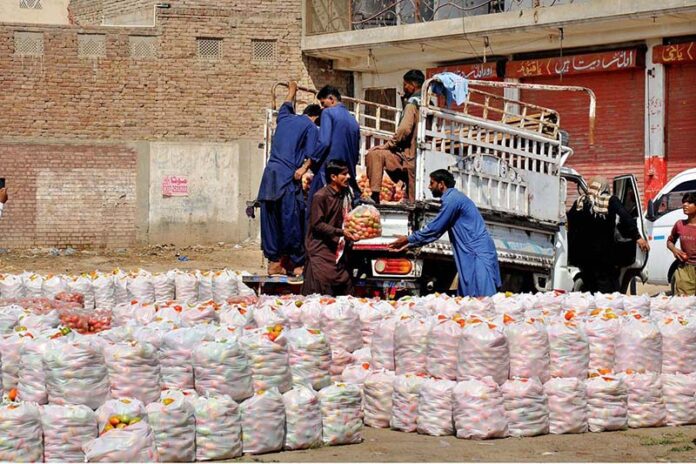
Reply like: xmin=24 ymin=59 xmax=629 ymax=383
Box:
xmin=374 ymin=258 xmax=413 ymax=275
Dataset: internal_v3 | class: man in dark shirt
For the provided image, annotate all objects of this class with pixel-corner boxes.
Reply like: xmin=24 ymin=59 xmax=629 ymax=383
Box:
xmin=567 ymin=177 xmax=649 ymax=293
xmin=302 ymin=159 xmax=357 ymax=296
xmin=257 ymin=81 xmax=321 ymax=276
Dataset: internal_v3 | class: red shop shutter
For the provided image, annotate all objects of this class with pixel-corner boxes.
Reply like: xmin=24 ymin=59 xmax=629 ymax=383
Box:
xmin=520 ymin=70 xmax=646 ymax=197
xmin=666 ymin=62 xmax=696 ymax=179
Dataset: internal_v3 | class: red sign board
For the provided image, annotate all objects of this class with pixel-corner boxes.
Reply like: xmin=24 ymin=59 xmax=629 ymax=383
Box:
xmin=427 ymin=61 xmax=499 ymax=81
xmin=506 ymin=49 xmax=639 ymax=79
xmin=162 ymin=176 xmax=189 ymax=197
xmin=653 ymin=42 xmax=696 ymax=64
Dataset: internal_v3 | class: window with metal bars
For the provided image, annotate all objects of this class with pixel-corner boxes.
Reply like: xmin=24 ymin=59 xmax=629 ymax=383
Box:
xmin=197 ymin=38 xmax=222 ymax=60
xmin=78 ymin=33 xmax=106 ymax=58
xmin=251 ymin=39 xmax=277 ymax=63
xmin=14 ymin=31 xmax=43 ymax=57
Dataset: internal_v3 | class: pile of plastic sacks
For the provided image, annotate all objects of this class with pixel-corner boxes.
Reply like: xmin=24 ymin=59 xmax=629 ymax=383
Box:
xmin=2 ymin=274 xmax=696 ymax=462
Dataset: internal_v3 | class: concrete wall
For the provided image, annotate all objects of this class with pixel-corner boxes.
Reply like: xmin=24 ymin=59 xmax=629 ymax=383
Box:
xmin=145 ymin=140 xmax=263 ymax=245
xmin=0 ymin=0 xmax=70 ymax=25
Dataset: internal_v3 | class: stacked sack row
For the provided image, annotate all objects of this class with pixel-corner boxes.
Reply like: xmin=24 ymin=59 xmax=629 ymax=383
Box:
xmin=1 ymin=283 xmax=696 ymax=461
xmin=0 ymin=269 xmax=255 ymax=309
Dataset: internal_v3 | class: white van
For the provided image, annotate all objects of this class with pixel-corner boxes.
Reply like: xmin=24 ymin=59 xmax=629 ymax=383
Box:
xmin=645 ymin=168 xmax=696 ymax=289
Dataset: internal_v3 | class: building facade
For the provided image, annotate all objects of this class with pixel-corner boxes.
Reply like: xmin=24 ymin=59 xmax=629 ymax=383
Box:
xmin=303 ymin=0 xmax=696 ymax=204
xmin=0 ymin=0 xmax=350 ymax=248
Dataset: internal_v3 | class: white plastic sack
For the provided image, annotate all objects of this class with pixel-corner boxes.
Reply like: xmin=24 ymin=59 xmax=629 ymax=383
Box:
xmin=0 ymin=332 xmax=28 ymax=390
xmin=390 ymin=374 xmax=424 ymax=432
xmin=426 ymin=319 xmax=461 ymax=380
xmin=160 ymin=327 xmax=209 ymax=390
xmin=341 ymin=362 xmax=372 ymax=385
xmin=615 ymin=317 xmax=662 ymax=373
xmin=44 ymin=338 xmax=110 ymax=409
xmin=212 ymin=269 xmax=238 ymax=303
xmin=659 ymin=317 xmax=696 ymax=374
xmin=453 ymin=377 xmax=509 ymax=439
xmin=595 ymin=292 xmax=624 ymax=311
xmin=584 ymin=316 xmax=619 ymax=372
xmin=547 ymin=319 xmax=589 ymax=379
xmin=321 ymin=302 xmax=362 ymax=353
xmin=352 ymin=347 xmax=371 ymax=365
xmin=240 ymin=388 xmax=286 ymax=454
xmin=193 ymin=339 xmax=253 ymax=401
xmin=92 ymin=273 xmax=116 ymax=310
xmin=287 ymin=328 xmax=332 ymax=390
xmin=0 ymin=402 xmax=43 ymax=462
xmin=95 ymin=397 xmax=147 ymax=433
xmin=152 ymin=271 xmax=176 ymax=302
xmin=192 ymin=395 xmax=243 ymax=461
xmin=299 ymin=298 xmax=324 ymax=329
xmin=219 ymin=303 xmax=255 ymax=329
xmin=416 ymin=379 xmax=455 ymax=436
xmin=41 ymin=404 xmax=97 ymax=463
xmin=181 ymin=301 xmax=220 ymax=327
xmin=68 ymin=275 xmax=96 ymax=310
xmin=43 ymin=274 xmax=67 ymax=299
xmin=363 ymin=370 xmax=395 ymax=428
xmin=174 ymin=272 xmax=199 ymax=304
xmin=330 ymin=348 xmax=354 ymax=378
xmin=506 ymin=320 xmax=550 ymax=383
xmin=395 ymin=317 xmax=431 ymax=376
xmin=83 ymin=420 xmax=159 ymax=463
xmin=457 ymin=320 xmax=509 ymax=385
xmin=561 ymin=292 xmax=595 ymax=317
xmin=502 ymin=378 xmax=549 ymax=437
xmin=283 ymin=386 xmax=323 ymax=450
xmin=19 ymin=310 xmax=60 ymax=331
xmin=371 ymin=317 xmax=396 ymax=371
xmin=585 ymin=374 xmax=628 ymax=432
xmin=357 ymin=300 xmax=392 ymax=346
xmin=253 ymin=305 xmax=288 ymax=328
xmin=662 ymin=373 xmax=696 ymax=426
xmin=17 ymin=336 xmax=52 ymax=404
xmin=0 ymin=273 xmax=24 ymax=299
xmin=145 ymin=390 xmax=196 ymax=462
xmin=241 ymin=328 xmax=292 ymax=393
xmin=197 ymin=271 xmax=213 ymax=302
xmin=0 ymin=305 xmax=21 ymax=334
xmin=319 ymin=383 xmax=363 ymax=445
xmin=23 ymin=273 xmax=43 ymax=298
xmin=543 ymin=377 xmax=587 ymax=434
xmin=622 ymin=372 xmax=665 ymax=428
xmin=103 ymin=340 xmax=161 ymax=404
xmin=623 ymin=294 xmax=651 ymax=317
xmin=112 ymin=270 xmax=129 ymax=306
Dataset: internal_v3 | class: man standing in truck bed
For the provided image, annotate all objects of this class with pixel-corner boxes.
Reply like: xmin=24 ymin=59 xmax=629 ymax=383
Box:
xmin=388 ymin=169 xmax=501 ymax=297
xmin=365 ymin=69 xmax=424 ymax=204
xmin=257 ymin=81 xmax=321 ymax=276
xmin=301 ymin=85 xmax=361 ymax=207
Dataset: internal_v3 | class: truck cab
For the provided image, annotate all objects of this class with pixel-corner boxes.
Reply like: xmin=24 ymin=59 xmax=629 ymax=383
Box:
xmin=644 ymin=168 xmax=696 ymax=289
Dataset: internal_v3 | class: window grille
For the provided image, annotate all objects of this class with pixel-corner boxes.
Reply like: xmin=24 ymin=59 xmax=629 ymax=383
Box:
xmin=19 ymin=0 xmax=42 ymax=9
xmin=14 ymin=31 xmax=43 ymax=56
xmin=129 ymin=35 xmax=157 ymax=59
xmin=251 ymin=39 xmax=277 ymax=63
xmin=78 ymin=33 xmax=106 ymax=58
xmin=197 ymin=38 xmax=222 ymax=60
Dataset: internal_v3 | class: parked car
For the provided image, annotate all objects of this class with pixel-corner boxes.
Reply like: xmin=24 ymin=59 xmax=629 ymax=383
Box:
xmin=645 ymin=168 xmax=696 ymax=290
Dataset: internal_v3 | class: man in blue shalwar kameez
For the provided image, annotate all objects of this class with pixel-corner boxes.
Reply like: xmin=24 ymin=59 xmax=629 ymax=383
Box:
xmin=304 ymin=85 xmax=361 ymax=206
xmin=389 ymin=169 xmax=501 ymax=297
xmin=258 ymin=81 xmax=321 ymax=276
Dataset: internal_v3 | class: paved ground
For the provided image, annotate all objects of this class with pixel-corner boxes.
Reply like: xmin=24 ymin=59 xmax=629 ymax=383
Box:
xmin=237 ymin=426 xmax=696 ymax=462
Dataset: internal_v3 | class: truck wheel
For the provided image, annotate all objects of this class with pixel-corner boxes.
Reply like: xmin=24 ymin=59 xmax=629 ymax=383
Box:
xmin=572 ymin=275 xmax=584 ymax=292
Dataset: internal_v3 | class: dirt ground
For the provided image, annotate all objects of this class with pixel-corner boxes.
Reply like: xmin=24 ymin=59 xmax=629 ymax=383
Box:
xmin=237 ymin=426 xmax=696 ymax=462
xmin=0 ymin=242 xmax=682 ymax=462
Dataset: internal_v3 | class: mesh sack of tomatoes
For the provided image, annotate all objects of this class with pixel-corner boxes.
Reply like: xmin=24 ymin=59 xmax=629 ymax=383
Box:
xmin=58 ymin=306 xmax=112 ymax=334
xmin=191 ymin=394 xmax=243 ymax=461
xmin=145 ymin=390 xmax=196 ymax=463
xmin=0 ymin=401 xmax=43 ymax=462
xmin=41 ymin=404 xmax=98 ymax=463
xmin=103 ymin=341 xmax=161 ymax=404
xmin=343 ymin=204 xmax=382 ymax=241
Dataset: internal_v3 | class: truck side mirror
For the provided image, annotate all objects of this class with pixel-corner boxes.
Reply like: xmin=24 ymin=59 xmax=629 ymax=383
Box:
xmin=646 ymin=199 xmax=656 ymax=221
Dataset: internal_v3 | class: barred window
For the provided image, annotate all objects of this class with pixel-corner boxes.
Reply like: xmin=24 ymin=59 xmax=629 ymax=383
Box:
xmin=251 ymin=39 xmax=277 ymax=63
xmin=197 ymin=38 xmax=222 ymax=60
xmin=78 ymin=33 xmax=106 ymax=58
xmin=129 ymin=35 xmax=157 ymax=59
xmin=14 ymin=31 xmax=43 ymax=57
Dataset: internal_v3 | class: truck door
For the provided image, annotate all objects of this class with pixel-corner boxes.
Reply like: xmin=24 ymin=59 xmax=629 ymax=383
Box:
xmin=613 ymin=174 xmax=649 ymax=291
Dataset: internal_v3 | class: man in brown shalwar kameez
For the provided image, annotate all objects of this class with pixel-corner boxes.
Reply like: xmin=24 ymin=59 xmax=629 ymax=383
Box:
xmin=365 ymin=69 xmax=424 ymax=204
xmin=301 ymin=159 xmax=357 ymax=296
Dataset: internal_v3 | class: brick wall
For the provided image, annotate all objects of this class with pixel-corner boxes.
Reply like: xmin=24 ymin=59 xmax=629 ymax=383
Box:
xmin=0 ymin=142 xmax=137 ymax=248
xmin=2 ymin=5 xmax=351 ymax=142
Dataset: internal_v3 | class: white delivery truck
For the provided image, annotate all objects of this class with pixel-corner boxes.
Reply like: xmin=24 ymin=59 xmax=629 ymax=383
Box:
xmin=644 ymin=168 xmax=696 ymax=290
xmin=251 ymin=80 xmax=648 ymax=296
